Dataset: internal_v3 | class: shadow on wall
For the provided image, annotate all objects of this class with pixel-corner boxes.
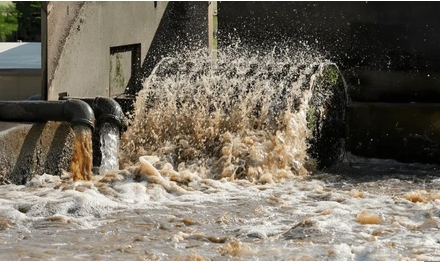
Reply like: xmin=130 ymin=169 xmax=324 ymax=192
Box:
xmin=217 ymin=1 xmax=440 ymax=72
xmin=127 ymin=1 xmax=208 ymax=95
xmin=124 ymin=1 xmax=440 ymax=95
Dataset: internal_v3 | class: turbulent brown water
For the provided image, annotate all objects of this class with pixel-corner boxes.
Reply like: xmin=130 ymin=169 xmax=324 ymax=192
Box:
xmin=70 ymin=125 xmax=93 ymax=181
xmin=1 ymin=46 xmax=440 ymax=261
xmin=119 ymin=46 xmax=330 ymax=183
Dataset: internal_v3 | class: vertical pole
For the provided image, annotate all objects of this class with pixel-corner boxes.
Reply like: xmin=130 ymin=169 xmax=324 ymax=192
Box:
xmin=208 ymin=1 xmax=218 ymax=60
xmin=41 ymin=2 xmax=48 ymax=100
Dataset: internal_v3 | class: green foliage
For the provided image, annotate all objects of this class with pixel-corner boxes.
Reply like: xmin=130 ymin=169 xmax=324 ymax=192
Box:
xmin=0 ymin=2 xmax=19 ymax=41
xmin=13 ymin=1 xmax=41 ymax=41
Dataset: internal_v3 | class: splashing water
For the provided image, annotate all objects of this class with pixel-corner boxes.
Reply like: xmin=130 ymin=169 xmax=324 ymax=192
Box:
xmin=2 ymin=44 xmax=439 ymax=261
xmin=120 ymin=45 xmax=337 ymax=183
xmin=99 ymin=122 xmax=120 ymax=174
xmin=70 ymin=125 xmax=93 ymax=181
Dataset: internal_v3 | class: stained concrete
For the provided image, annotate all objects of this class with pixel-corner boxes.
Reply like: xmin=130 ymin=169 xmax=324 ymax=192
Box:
xmin=0 ymin=122 xmax=75 ymax=184
xmin=44 ymin=1 xmax=169 ymax=100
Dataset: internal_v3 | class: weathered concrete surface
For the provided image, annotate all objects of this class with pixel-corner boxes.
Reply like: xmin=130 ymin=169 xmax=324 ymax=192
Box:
xmin=0 ymin=122 xmax=75 ymax=184
xmin=347 ymin=102 xmax=440 ymax=164
xmin=44 ymin=1 xmax=168 ymax=100
xmin=0 ymin=69 xmax=41 ymax=100
xmin=137 ymin=1 xmax=209 ymax=93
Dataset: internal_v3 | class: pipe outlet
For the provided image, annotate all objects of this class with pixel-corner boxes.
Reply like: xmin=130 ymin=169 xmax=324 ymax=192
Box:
xmin=58 ymin=94 xmax=128 ymax=133
xmin=0 ymin=99 xmax=95 ymax=130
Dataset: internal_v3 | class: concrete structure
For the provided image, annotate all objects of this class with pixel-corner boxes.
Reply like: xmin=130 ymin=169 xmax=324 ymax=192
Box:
xmin=0 ymin=122 xmax=74 ymax=184
xmin=42 ymin=1 xmax=168 ymax=100
xmin=0 ymin=43 xmax=41 ymax=100
xmin=0 ymin=1 xmax=210 ymax=183
xmin=41 ymin=1 xmax=208 ymax=99
xmin=218 ymin=1 xmax=440 ymax=164
xmin=0 ymin=69 xmax=41 ymax=100
xmin=2 ymin=1 xmax=440 ymax=184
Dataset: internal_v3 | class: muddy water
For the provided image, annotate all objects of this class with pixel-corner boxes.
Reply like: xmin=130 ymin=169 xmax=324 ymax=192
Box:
xmin=1 ymin=157 xmax=440 ymax=261
xmin=70 ymin=125 xmax=93 ymax=181
xmin=1 ymin=46 xmax=440 ymax=260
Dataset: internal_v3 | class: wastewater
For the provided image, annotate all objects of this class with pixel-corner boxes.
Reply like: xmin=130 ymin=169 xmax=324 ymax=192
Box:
xmin=70 ymin=125 xmax=93 ymax=181
xmin=99 ymin=122 xmax=120 ymax=175
xmin=1 ymin=45 xmax=440 ymax=261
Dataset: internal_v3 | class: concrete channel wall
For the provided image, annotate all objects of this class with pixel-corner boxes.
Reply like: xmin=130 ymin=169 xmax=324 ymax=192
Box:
xmin=1 ymin=2 xmax=169 ymax=183
xmin=43 ymin=1 xmax=169 ymax=100
xmin=218 ymin=1 xmax=440 ymax=164
xmin=0 ymin=122 xmax=74 ymax=184
xmin=2 ymin=2 xmax=439 ymax=184
xmin=0 ymin=1 xmax=210 ymax=183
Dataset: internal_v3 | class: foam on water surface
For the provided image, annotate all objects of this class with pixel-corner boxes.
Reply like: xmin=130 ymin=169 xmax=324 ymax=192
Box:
xmin=1 ymin=45 xmax=440 ymax=260
xmin=1 ymin=162 xmax=440 ymax=260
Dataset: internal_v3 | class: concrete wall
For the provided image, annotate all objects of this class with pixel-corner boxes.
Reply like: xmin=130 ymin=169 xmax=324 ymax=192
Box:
xmin=0 ymin=69 xmax=41 ymax=100
xmin=217 ymin=2 xmax=440 ymax=164
xmin=218 ymin=2 xmax=440 ymax=72
xmin=0 ymin=1 xmax=211 ymax=184
xmin=44 ymin=1 xmax=168 ymax=100
xmin=0 ymin=122 xmax=74 ymax=184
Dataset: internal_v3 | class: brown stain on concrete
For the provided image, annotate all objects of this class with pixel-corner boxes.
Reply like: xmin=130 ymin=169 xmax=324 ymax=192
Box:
xmin=0 ymin=122 xmax=96 ymax=184
xmin=46 ymin=1 xmax=85 ymax=99
xmin=0 ymin=122 xmax=75 ymax=184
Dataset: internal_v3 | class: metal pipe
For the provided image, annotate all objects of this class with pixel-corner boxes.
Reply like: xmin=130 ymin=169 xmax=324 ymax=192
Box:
xmin=74 ymin=97 xmax=129 ymax=169
xmin=58 ymin=94 xmax=128 ymax=133
xmin=58 ymin=94 xmax=129 ymax=168
xmin=0 ymin=99 xmax=95 ymax=130
xmin=85 ymin=97 xmax=128 ymax=133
